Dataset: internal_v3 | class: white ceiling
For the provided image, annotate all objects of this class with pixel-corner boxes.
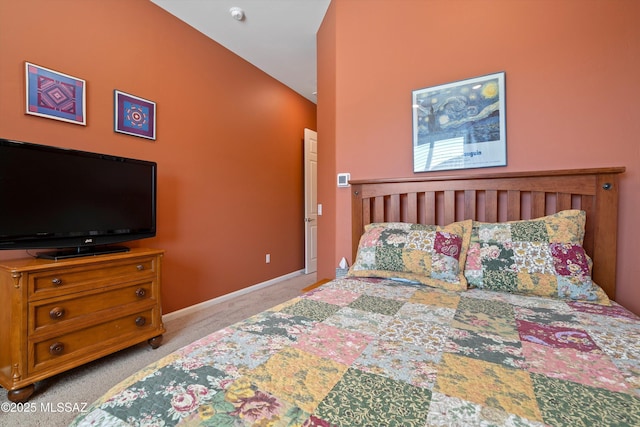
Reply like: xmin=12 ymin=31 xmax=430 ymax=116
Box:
xmin=150 ymin=0 xmax=331 ymax=103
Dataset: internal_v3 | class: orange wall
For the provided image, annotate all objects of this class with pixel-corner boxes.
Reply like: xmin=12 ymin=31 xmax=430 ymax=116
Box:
xmin=317 ymin=2 xmax=337 ymax=291
xmin=0 ymin=0 xmax=317 ymax=313
xmin=317 ymin=0 xmax=640 ymax=314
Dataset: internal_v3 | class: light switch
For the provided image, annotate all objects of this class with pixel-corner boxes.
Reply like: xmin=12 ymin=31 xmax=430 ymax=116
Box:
xmin=318 ymin=204 xmax=323 ymax=215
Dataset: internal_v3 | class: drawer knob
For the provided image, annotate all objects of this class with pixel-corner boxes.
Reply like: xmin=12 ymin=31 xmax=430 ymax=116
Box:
xmin=51 ymin=278 xmax=63 ymax=286
xmin=135 ymin=316 xmax=146 ymax=327
xmin=49 ymin=307 xmax=66 ymax=320
xmin=136 ymin=264 xmax=144 ymax=271
xmin=135 ymin=288 xmax=146 ymax=298
xmin=49 ymin=342 xmax=65 ymax=356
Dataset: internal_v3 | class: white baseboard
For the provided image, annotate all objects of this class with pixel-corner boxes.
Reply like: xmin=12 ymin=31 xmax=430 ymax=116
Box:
xmin=162 ymin=269 xmax=305 ymax=322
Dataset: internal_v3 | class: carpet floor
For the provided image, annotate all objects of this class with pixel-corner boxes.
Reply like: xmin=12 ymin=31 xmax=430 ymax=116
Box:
xmin=0 ymin=271 xmax=317 ymax=426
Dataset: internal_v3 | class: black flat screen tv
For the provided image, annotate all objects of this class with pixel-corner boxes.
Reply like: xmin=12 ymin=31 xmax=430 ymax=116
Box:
xmin=0 ymin=138 xmax=157 ymax=259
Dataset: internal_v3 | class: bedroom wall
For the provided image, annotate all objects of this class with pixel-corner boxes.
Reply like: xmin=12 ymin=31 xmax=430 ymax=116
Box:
xmin=317 ymin=0 xmax=640 ymax=314
xmin=0 ymin=0 xmax=317 ymax=314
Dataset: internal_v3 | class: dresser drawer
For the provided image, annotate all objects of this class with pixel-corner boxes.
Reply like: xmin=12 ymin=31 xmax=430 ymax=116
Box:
xmin=28 ymin=256 xmax=157 ymax=300
xmin=30 ymin=281 xmax=156 ymax=333
xmin=29 ymin=308 xmax=160 ymax=375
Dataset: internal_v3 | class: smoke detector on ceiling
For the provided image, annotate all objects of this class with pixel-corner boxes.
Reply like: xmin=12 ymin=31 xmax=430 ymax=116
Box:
xmin=229 ymin=7 xmax=245 ymax=21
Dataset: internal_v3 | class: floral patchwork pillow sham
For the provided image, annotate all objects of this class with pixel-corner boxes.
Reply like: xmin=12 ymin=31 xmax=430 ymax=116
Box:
xmin=463 ymin=210 xmax=609 ymax=304
xmin=348 ymin=220 xmax=472 ymax=292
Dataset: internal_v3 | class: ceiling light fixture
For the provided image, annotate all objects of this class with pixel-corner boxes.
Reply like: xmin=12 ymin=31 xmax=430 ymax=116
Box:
xmin=229 ymin=7 xmax=245 ymax=21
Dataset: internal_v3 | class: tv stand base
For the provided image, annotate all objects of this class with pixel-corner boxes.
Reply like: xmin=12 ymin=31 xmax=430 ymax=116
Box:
xmin=36 ymin=245 xmax=130 ymax=260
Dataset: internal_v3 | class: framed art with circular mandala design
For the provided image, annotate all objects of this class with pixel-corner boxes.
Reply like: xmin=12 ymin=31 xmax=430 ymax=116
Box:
xmin=114 ymin=89 xmax=156 ymax=140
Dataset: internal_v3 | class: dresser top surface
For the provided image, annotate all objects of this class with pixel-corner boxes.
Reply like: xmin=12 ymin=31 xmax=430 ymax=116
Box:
xmin=0 ymin=248 xmax=164 ymax=272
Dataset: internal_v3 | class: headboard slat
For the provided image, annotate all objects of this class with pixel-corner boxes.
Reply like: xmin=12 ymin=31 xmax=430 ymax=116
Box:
xmin=351 ymin=167 xmax=625 ymax=299
xmin=464 ymin=190 xmax=477 ymax=220
xmin=406 ymin=193 xmax=418 ymax=224
xmin=507 ymin=190 xmax=521 ymax=220
xmin=389 ymin=194 xmax=400 ymax=222
xmin=531 ymin=192 xmax=546 ymax=218
xmin=425 ymin=192 xmax=436 ymax=224
xmin=485 ymin=190 xmax=498 ymax=222
xmin=373 ymin=197 xmax=384 ymax=223
xmin=444 ymin=191 xmax=456 ymax=224
xmin=557 ymin=193 xmax=572 ymax=211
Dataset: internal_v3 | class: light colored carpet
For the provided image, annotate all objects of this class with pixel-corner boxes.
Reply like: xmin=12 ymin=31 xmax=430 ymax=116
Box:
xmin=0 ymin=271 xmax=317 ymax=426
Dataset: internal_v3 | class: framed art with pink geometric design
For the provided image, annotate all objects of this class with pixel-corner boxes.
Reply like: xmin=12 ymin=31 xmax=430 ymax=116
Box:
xmin=25 ymin=62 xmax=86 ymax=125
xmin=114 ymin=90 xmax=156 ymax=140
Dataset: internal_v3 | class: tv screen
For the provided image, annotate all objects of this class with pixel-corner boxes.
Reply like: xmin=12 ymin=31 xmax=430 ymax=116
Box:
xmin=0 ymin=138 xmax=157 ymax=259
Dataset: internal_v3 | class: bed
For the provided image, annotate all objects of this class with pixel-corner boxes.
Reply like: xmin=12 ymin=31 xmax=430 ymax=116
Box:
xmin=71 ymin=167 xmax=640 ymax=427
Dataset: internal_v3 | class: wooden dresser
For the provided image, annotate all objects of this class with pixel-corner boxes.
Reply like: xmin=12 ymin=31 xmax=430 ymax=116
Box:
xmin=0 ymin=248 xmax=165 ymax=402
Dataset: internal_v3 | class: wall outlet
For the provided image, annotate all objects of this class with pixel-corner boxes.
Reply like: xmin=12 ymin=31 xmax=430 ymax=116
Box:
xmin=265 ymin=254 xmax=270 ymax=264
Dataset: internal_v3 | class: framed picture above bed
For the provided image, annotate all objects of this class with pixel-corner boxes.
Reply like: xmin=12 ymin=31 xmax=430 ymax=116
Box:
xmin=412 ymin=72 xmax=506 ymax=172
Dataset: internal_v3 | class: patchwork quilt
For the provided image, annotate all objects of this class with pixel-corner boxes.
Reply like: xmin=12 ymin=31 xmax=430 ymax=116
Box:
xmin=70 ymin=277 xmax=640 ymax=426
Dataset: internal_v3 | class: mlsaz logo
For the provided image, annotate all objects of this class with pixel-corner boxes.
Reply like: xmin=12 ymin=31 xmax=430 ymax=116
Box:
xmin=84 ymin=239 xmax=93 ymax=244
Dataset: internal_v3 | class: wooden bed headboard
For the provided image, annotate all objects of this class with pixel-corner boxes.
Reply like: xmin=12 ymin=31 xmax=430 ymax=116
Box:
xmin=351 ymin=167 xmax=625 ymax=299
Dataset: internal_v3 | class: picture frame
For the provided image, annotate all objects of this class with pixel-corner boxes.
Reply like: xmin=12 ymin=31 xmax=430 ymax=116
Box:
xmin=114 ymin=90 xmax=156 ymax=140
xmin=25 ymin=62 xmax=86 ymax=125
xmin=412 ymin=72 xmax=506 ymax=172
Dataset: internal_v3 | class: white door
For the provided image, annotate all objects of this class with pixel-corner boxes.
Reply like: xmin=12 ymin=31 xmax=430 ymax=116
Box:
xmin=304 ymin=128 xmax=318 ymax=274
